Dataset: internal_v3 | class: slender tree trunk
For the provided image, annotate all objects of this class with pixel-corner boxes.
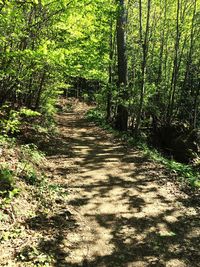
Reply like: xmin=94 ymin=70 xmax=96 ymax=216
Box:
xmin=193 ymin=85 xmax=199 ymax=129
xmin=180 ymin=0 xmax=197 ymax=126
xmin=115 ymin=0 xmax=128 ymax=131
xmin=184 ymin=0 xmax=196 ymax=87
xmin=106 ymin=18 xmax=114 ymax=121
xmin=35 ymin=71 xmax=46 ymax=110
xmin=135 ymin=0 xmax=151 ymax=133
xmin=157 ymin=0 xmax=167 ymax=86
xmin=167 ymin=0 xmax=180 ymax=124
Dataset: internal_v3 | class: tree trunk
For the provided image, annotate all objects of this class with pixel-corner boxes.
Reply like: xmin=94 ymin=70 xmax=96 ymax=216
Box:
xmin=135 ymin=0 xmax=151 ymax=133
xmin=115 ymin=0 xmax=128 ymax=131
xmin=35 ymin=71 xmax=46 ymax=110
xmin=106 ymin=18 xmax=114 ymax=121
xmin=167 ymin=0 xmax=180 ymax=124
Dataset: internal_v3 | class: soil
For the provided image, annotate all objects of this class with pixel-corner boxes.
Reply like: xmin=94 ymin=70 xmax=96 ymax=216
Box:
xmin=0 ymin=99 xmax=199 ymax=267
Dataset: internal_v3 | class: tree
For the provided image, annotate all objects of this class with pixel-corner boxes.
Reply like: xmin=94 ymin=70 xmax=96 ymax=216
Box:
xmin=115 ymin=0 xmax=128 ymax=131
xmin=135 ymin=0 xmax=151 ymax=133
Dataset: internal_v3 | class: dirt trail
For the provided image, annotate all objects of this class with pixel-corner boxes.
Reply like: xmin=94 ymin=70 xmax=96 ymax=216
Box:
xmin=36 ymin=100 xmax=198 ymax=267
xmin=0 ymin=100 xmax=199 ymax=267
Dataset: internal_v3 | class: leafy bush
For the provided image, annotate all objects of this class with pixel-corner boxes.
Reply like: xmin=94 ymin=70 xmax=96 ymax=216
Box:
xmin=0 ymin=168 xmax=14 ymax=192
xmin=20 ymin=144 xmax=45 ymax=166
xmin=0 ymin=165 xmax=20 ymax=200
xmin=24 ymin=170 xmax=39 ymax=186
xmin=0 ymin=110 xmax=21 ymax=135
xmin=86 ymin=108 xmax=105 ymax=124
xmin=19 ymin=108 xmax=41 ymax=118
xmin=18 ymin=144 xmax=45 ymax=185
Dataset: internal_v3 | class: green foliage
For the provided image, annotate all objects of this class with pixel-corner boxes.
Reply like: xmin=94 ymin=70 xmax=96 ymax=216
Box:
xmin=0 ymin=167 xmax=19 ymax=201
xmin=0 ymin=106 xmax=43 ymax=138
xmin=0 ymin=110 xmax=21 ymax=135
xmin=48 ymin=183 xmax=69 ymax=198
xmin=8 ymin=188 xmax=20 ymax=199
xmin=23 ymin=169 xmax=38 ymax=185
xmin=63 ymin=102 xmax=73 ymax=112
xmin=141 ymin=144 xmax=200 ymax=188
xmin=0 ymin=168 xmax=14 ymax=192
xmin=17 ymin=245 xmax=53 ymax=266
xmin=0 ymin=134 xmax=16 ymax=147
xmin=0 ymin=0 xmax=199 ymax=191
xmin=20 ymin=108 xmax=41 ymax=118
xmin=0 ymin=0 xmax=113 ymax=114
xmin=18 ymin=144 xmax=45 ymax=185
xmin=86 ymin=108 xmax=105 ymax=124
xmin=20 ymin=144 xmax=45 ymax=165
xmin=83 ymin=93 xmax=89 ymax=102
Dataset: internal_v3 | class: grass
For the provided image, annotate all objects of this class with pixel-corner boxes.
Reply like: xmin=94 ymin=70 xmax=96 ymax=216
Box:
xmin=86 ymin=108 xmax=200 ymax=188
xmin=140 ymin=143 xmax=200 ymax=188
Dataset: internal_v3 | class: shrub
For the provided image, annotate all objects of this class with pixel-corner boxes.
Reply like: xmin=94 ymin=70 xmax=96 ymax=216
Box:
xmin=0 ymin=168 xmax=14 ymax=193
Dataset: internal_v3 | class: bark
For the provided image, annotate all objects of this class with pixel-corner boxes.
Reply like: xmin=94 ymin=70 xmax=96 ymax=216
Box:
xmin=107 ymin=18 xmax=114 ymax=121
xmin=135 ymin=0 xmax=151 ymax=133
xmin=167 ymin=0 xmax=181 ymax=123
xmin=115 ymin=0 xmax=128 ymax=131
xmin=35 ymin=71 xmax=46 ymax=110
xmin=157 ymin=0 xmax=167 ymax=86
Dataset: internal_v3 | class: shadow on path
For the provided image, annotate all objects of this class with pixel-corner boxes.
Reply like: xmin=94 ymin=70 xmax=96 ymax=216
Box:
xmin=20 ymin=101 xmax=200 ymax=267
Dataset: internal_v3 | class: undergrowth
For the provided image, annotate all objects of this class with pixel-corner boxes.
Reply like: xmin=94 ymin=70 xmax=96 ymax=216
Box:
xmin=86 ymin=108 xmax=200 ymax=188
xmin=0 ymin=107 xmax=53 ymax=207
xmin=0 ymin=138 xmax=44 ymax=206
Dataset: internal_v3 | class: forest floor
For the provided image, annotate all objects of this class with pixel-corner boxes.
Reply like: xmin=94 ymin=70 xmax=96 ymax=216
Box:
xmin=0 ymin=99 xmax=200 ymax=267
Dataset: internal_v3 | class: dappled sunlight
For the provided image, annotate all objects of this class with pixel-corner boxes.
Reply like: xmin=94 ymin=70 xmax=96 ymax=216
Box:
xmin=16 ymin=104 xmax=200 ymax=267
xmin=1 ymin=0 xmax=199 ymax=263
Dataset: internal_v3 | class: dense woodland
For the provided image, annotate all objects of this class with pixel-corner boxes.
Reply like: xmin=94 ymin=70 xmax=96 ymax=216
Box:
xmin=0 ymin=1 xmax=200 ymax=266
xmin=1 ymin=0 xmax=200 ymax=162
